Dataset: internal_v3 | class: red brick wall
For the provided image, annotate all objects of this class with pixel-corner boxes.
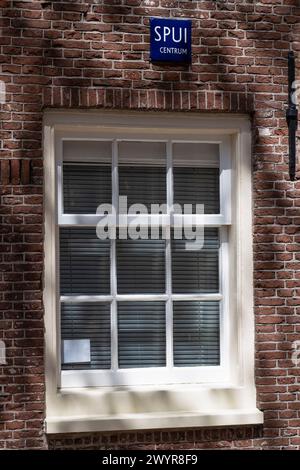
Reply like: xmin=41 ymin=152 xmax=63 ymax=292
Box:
xmin=0 ymin=0 xmax=300 ymax=450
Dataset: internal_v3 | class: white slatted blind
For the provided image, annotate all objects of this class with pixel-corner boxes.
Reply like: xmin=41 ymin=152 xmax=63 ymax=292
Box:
xmin=118 ymin=302 xmax=166 ymax=368
xmin=172 ymin=228 xmax=219 ymax=294
xmin=61 ymin=302 xmax=111 ymax=370
xmin=173 ymin=301 xmax=220 ymax=366
xmin=119 ymin=166 xmax=166 ymax=211
xmin=60 ymin=228 xmax=110 ymax=295
xmin=117 ymin=237 xmax=165 ymax=294
xmin=60 ymin=138 xmax=224 ymax=380
xmin=173 ymin=167 xmax=219 ymax=213
xmin=118 ymin=141 xmax=166 ymax=211
xmin=63 ymin=164 xmax=111 ymax=214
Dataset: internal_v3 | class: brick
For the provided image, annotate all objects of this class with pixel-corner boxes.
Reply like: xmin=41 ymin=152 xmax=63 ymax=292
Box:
xmin=0 ymin=0 xmax=299 ymax=452
xmin=1 ymin=160 xmax=10 ymax=185
xmin=10 ymin=159 xmax=20 ymax=185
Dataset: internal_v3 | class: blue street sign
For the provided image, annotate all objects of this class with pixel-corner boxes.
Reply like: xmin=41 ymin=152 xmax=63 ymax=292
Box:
xmin=150 ymin=18 xmax=192 ymax=64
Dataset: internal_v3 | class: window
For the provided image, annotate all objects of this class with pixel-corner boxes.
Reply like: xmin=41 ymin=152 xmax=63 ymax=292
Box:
xmin=57 ymin=135 xmax=230 ymax=387
xmin=44 ymin=112 xmax=263 ymax=433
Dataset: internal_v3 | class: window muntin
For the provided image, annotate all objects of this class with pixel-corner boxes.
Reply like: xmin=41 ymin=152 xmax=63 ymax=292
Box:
xmin=58 ymin=137 xmax=230 ymax=387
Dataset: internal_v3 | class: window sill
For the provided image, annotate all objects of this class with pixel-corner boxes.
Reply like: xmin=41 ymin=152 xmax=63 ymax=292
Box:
xmin=45 ymin=409 xmax=263 ymax=434
xmin=45 ymin=384 xmax=263 ymax=434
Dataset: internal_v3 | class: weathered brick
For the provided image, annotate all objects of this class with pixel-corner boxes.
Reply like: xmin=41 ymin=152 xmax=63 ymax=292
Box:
xmin=0 ymin=0 xmax=299 ymax=452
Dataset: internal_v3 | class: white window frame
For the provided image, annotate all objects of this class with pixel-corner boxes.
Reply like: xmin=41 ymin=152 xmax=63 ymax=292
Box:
xmin=44 ymin=111 xmax=263 ymax=434
xmin=58 ymin=134 xmax=229 ymax=388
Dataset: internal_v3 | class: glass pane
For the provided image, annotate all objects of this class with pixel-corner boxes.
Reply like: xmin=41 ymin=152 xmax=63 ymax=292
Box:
xmin=61 ymin=302 xmax=111 ymax=370
xmin=173 ymin=142 xmax=219 ymax=166
xmin=63 ymin=164 xmax=111 ymax=214
xmin=118 ymin=302 xmax=166 ymax=368
xmin=63 ymin=140 xmax=112 ymax=214
xmin=63 ymin=140 xmax=112 ymax=163
xmin=171 ymin=228 xmax=219 ymax=294
xmin=118 ymin=141 xmax=166 ymax=212
xmin=117 ymin=235 xmax=165 ymax=294
xmin=173 ymin=301 xmax=220 ymax=367
xmin=60 ymin=228 xmax=110 ymax=295
xmin=173 ymin=142 xmax=219 ymax=214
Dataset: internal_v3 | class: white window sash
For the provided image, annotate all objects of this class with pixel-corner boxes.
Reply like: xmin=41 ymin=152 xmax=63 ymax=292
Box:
xmin=57 ymin=135 xmax=231 ymax=222
xmin=56 ymin=132 xmax=231 ymax=387
xmin=58 ymin=213 xmax=229 ymax=227
xmin=61 ymin=365 xmax=228 ymax=388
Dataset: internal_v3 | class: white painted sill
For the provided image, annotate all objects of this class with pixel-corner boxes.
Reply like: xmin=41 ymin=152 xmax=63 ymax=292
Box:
xmin=45 ymin=410 xmax=263 ymax=434
xmin=45 ymin=384 xmax=263 ymax=434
